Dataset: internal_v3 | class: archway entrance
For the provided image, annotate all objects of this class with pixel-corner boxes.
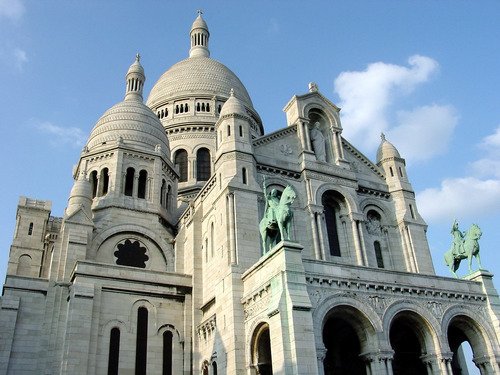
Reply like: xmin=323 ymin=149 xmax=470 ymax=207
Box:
xmin=448 ymin=316 xmax=488 ymax=374
xmin=389 ymin=313 xmax=430 ymax=375
xmin=251 ymin=323 xmax=273 ymax=375
xmin=322 ymin=306 xmax=374 ymax=375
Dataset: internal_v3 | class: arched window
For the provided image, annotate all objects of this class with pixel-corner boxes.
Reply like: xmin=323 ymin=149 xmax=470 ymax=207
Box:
xmin=163 ymin=331 xmax=173 ymax=375
xmin=322 ymin=191 xmax=342 ymax=257
xmin=184 ymin=103 xmax=188 ymax=112
xmin=135 ymin=307 xmax=148 ymax=375
xmin=201 ymin=103 xmax=205 ymax=111
xmin=175 ymin=105 xmax=179 ymax=114
xmin=212 ymin=362 xmax=218 ymax=375
xmin=100 ymin=168 xmax=109 ymax=196
xmin=28 ymin=222 xmax=33 ymax=236
xmin=138 ymin=170 xmax=148 ymax=199
xmin=196 ymin=148 xmax=211 ymax=181
xmin=174 ymin=149 xmax=188 ymax=182
xmin=197 ymin=103 xmax=200 ymax=111
xmin=374 ymin=241 xmax=384 ymax=268
xmin=17 ymin=254 xmax=32 ymax=275
xmin=90 ymin=170 xmax=98 ymax=198
xmin=108 ymin=327 xmax=120 ymax=375
xmin=160 ymin=179 xmax=166 ymax=207
xmin=124 ymin=167 xmax=135 ymax=196
xmin=389 ymin=166 xmax=394 ymax=177
xmin=227 ymin=125 xmax=231 ymax=137
xmin=251 ymin=324 xmax=273 ymax=375
xmin=218 ymin=104 xmax=221 ymax=113
xmin=206 ymin=103 xmax=210 ymax=112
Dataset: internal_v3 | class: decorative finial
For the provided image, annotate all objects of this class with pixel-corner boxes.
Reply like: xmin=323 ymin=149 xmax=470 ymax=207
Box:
xmin=135 ymin=53 xmax=140 ymax=62
xmin=197 ymin=9 xmax=203 ymax=16
xmin=381 ymin=133 xmax=386 ymax=142
xmin=229 ymin=88 xmax=234 ymax=97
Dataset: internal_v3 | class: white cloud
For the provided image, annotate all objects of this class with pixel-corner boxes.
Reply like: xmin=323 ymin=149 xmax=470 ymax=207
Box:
xmin=334 ymin=55 xmax=439 ymax=151
xmin=417 ymin=177 xmax=500 ymax=223
xmin=388 ymin=105 xmax=458 ymax=162
xmin=0 ymin=0 xmax=25 ymax=21
xmin=35 ymin=121 xmax=86 ymax=148
xmin=481 ymin=125 xmax=500 ymax=148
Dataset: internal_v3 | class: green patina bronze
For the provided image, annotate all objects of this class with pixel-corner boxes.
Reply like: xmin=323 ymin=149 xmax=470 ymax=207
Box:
xmin=260 ymin=177 xmax=297 ymax=254
xmin=444 ymin=220 xmax=482 ymax=278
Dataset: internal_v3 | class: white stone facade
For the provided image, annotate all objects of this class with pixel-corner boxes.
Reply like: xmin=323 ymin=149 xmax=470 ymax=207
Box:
xmin=1 ymin=14 xmax=500 ymax=375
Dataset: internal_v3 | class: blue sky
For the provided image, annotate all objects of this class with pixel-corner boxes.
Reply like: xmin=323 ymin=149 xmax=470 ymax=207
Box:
xmin=1 ymin=0 xmax=499 ymax=292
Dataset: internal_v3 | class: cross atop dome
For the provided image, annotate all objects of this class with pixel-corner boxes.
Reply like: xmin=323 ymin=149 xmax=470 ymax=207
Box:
xmin=197 ymin=9 xmax=203 ymax=16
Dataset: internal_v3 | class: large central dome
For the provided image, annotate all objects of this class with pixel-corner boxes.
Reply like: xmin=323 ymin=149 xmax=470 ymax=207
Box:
xmin=147 ymin=56 xmax=253 ymax=108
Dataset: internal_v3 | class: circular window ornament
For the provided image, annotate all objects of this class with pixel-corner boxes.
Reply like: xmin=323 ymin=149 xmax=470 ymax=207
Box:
xmin=114 ymin=239 xmax=149 ymax=268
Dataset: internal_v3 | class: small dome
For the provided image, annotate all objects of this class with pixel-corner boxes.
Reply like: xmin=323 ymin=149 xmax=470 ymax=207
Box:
xmin=127 ymin=54 xmax=145 ymax=76
xmin=87 ymin=100 xmax=170 ymax=154
xmin=376 ymin=133 xmax=401 ymax=163
xmin=219 ymin=89 xmax=247 ymax=117
xmin=191 ymin=14 xmax=208 ymax=31
xmin=66 ymin=171 xmax=92 ymax=218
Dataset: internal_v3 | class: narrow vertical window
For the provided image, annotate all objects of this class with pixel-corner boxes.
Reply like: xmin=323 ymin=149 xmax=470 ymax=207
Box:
xmin=166 ymin=185 xmax=171 ymax=211
xmin=227 ymin=125 xmax=231 ymax=137
xmin=101 ymin=168 xmax=109 ymax=196
xmin=399 ymin=166 xmax=404 ymax=177
xmin=196 ymin=148 xmax=211 ymax=181
xmin=160 ymin=179 xmax=166 ymax=207
xmin=108 ymin=327 xmax=120 ymax=375
xmin=138 ymin=170 xmax=148 ymax=199
xmin=163 ymin=331 xmax=173 ymax=375
xmin=239 ymin=125 xmax=243 ymax=137
xmin=409 ymin=204 xmax=416 ymax=219
xmin=242 ymin=167 xmax=247 ymax=185
xmin=374 ymin=241 xmax=384 ymax=268
xmin=322 ymin=192 xmax=341 ymax=257
xmin=212 ymin=362 xmax=218 ymax=375
xmin=91 ymin=170 xmax=98 ymax=198
xmin=174 ymin=149 xmax=188 ymax=182
xmin=135 ymin=307 xmax=148 ymax=375
xmin=125 ymin=167 xmax=135 ymax=196
xmin=206 ymin=103 xmax=210 ymax=112
xmin=28 ymin=222 xmax=33 ymax=236
xmin=197 ymin=103 xmax=201 ymax=112
xmin=389 ymin=166 xmax=394 ymax=177
xmin=211 ymin=222 xmax=214 ymax=258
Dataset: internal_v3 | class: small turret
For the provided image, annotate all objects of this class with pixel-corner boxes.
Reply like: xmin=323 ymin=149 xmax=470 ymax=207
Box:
xmin=66 ymin=168 xmax=93 ymax=219
xmin=215 ymin=89 xmax=255 ymax=187
xmin=125 ymin=54 xmax=145 ymax=101
xmin=189 ymin=10 xmax=210 ymax=58
xmin=376 ymin=133 xmax=411 ymax=191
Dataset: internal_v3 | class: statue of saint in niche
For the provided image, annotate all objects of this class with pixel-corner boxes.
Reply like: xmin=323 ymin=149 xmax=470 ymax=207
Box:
xmin=310 ymin=122 xmax=326 ymax=162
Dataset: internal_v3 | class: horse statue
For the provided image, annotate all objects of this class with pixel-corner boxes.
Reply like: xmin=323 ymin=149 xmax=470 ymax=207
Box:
xmin=444 ymin=220 xmax=482 ymax=278
xmin=259 ymin=179 xmax=297 ymax=254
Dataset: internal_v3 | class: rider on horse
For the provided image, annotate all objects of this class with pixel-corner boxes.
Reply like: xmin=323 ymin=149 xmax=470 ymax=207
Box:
xmin=451 ymin=220 xmax=465 ymax=258
xmin=263 ymin=178 xmax=279 ymax=224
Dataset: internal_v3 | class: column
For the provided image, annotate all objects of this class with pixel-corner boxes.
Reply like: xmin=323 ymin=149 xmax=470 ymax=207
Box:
xmin=316 ymin=347 xmax=327 ymax=375
xmin=316 ymin=212 xmax=327 ymax=260
xmin=304 ymin=121 xmax=312 ymax=151
xmin=297 ymin=120 xmax=307 ymax=150
xmin=357 ymin=220 xmax=369 ymax=266
xmin=147 ymin=177 xmax=153 ymax=201
xmin=351 ymin=217 xmax=364 ymax=266
xmin=439 ymin=352 xmax=453 ymax=375
xmin=309 ymin=209 xmax=321 ymax=260
xmin=227 ymin=193 xmax=236 ymax=265
xmin=331 ymin=128 xmax=341 ymax=162
xmin=133 ymin=175 xmax=139 ymax=197
xmin=336 ymin=132 xmax=345 ymax=159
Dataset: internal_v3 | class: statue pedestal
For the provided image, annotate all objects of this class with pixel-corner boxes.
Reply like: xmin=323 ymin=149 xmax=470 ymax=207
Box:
xmin=465 ymin=270 xmax=500 ymax=344
xmin=242 ymin=241 xmax=318 ymax=374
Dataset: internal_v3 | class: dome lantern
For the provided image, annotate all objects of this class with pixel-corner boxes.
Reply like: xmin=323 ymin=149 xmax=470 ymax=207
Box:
xmin=125 ymin=53 xmax=146 ymax=101
xmin=189 ymin=10 xmax=210 ymax=58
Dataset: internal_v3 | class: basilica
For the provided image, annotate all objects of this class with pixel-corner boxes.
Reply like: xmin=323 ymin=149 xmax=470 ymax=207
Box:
xmin=1 ymin=14 xmax=500 ymax=375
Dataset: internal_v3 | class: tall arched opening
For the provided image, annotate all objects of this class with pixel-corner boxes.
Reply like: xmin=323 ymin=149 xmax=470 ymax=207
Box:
xmin=447 ymin=315 xmax=490 ymax=374
xmin=322 ymin=305 xmax=375 ymax=375
xmin=389 ymin=311 xmax=435 ymax=375
xmin=251 ymin=323 xmax=273 ymax=375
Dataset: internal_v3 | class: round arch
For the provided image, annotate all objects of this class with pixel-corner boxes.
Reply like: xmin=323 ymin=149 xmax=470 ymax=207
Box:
xmin=90 ymin=224 xmax=175 ymax=272
xmin=250 ymin=322 xmax=273 ymax=375
xmin=314 ymin=184 xmax=359 ymax=214
xmin=442 ymin=305 xmax=499 ymax=362
xmin=303 ymin=103 xmax=339 ymax=128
